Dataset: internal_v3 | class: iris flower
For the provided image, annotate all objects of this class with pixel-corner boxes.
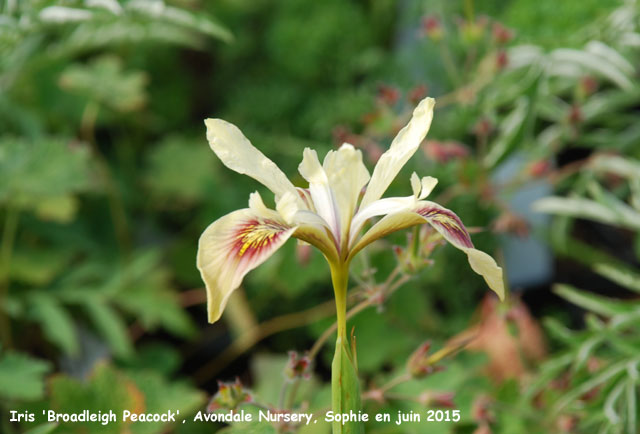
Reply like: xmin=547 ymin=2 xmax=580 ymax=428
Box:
xmin=198 ymin=97 xmax=504 ymax=431
xmin=197 ymin=97 xmax=504 ymax=330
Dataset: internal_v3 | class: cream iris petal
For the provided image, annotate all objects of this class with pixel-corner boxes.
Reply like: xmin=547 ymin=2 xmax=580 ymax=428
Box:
xmin=323 ymin=143 xmax=370 ymax=247
xmin=276 ymin=191 xmax=339 ymax=263
xmin=464 ymin=248 xmax=505 ymax=300
xmin=299 ymin=148 xmax=341 ymax=244
xmin=197 ymin=195 xmax=297 ymax=323
xmin=359 ymin=97 xmax=435 ymax=209
xmin=348 ymin=196 xmax=417 ymax=248
xmin=349 ymin=200 xmax=505 ymax=300
xmin=205 ymin=118 xmax=299 ymax=202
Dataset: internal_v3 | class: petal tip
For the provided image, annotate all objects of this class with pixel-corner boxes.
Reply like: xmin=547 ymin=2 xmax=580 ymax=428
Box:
xmin=464 ymin=248 xmax=506 ymax=301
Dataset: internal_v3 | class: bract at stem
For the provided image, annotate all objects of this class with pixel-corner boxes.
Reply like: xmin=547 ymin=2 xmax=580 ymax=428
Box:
xmin=329 ymin=260 xmax=363 ymax=433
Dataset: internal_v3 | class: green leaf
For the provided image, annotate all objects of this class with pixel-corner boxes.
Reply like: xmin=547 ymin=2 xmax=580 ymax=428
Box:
xmin=47 ymin=363 xmax=144 ymax=434
xmin=23 ymin=423 xmax=58 ymax=434
xmin=533 ymin=196 xmax=640 ymax=231
xmin=29 ymin=292 xmax=79 ymax=355
xmin=0 ymin=351 xmax=51 ymax=401
xmin=121 ymin=343 xmax=181 ymax=376
xmin=484 ymin=97 xmax=529 ymax=169
xmin=586 ymin=180 xmax=640 ymax=230
xmin=126 ymin=2 xmax=232 ymax=43
xmin=34 ymin=195 xmax=79 ymax=223
xmin=112 ymin=252 xmax=196 ymax=338
xmin=543 ymin=317 xmax=577 ymax=345
xmin=10 ymin=247 xmax=74 ymax=286
xmin=593 ymin=263 xmax=640 ymax=294
xmin=219 ymin=421 xmax=277 ymax=434
xmin=553 ymin=359 xmax=630 ymax=415
xmin=589 ymin=154 xmax=640 ymax=181
xmin=573 ymin=335 xmax=605 ymax=373
xmin=626 ymin=377 xmax=638 ymax=434
xmin=144 ymin=136 xmax=217 ymax=204
xmin=553 ymin=284 xmax=637 ymax=317
xmin=0 ymin=137 xmax=90 ymax=207
xmin=115 ymin=285 xmax=196 ymax=338
xmin=83 ymin=300 xmax=133 ymax=359
xmin=549 ymin=47 xmax=634 ymax=89
xmin=127 ymin=371 xmax=205 ymax=434
xmin=59 ymin=55 xmax=148 ymax=113
xmin=524 ymin=353 xmax=573 ymax=401
xmin=331 ymin=337 xmax=363 ymax=434
xmin=604 ymin=380 xmax=625 ymax=426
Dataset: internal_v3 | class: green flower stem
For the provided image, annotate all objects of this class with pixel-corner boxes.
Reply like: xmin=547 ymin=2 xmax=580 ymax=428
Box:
xmin=329 ymin=261 xmax=363 ymax=434
xmin=330 ymin=261 xmax=349 ymax=340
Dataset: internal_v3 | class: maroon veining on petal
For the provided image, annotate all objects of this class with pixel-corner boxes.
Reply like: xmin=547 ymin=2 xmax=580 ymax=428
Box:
xmin=416 ymin=205 xmax=474 ymax=249
xmin=230 ymin=218 xmax=290 ymax=259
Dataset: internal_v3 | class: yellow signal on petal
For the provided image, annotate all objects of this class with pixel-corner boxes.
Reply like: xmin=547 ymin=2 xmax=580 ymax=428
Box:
xmin=235 ymin=220 xmax=285 ymax=257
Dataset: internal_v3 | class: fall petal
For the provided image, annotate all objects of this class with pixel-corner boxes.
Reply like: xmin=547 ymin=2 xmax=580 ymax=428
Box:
xmin=197 ymin=204 xmax=296 ymax=323
xmin=205 ymin=119 xmax=299 ymax=201
xmin=277 ymin=191 xmax=339 ymax=262
xmin=360 ymin=97 xmax=435 ymax=209
xmin=417 ymin=201 xmax=505 ymax=299
xmin=464 ymin=248 xmax=505 ymax=301
xmin=349 ymin=209 xmax=426 ymax=258
xmin=415 ymin=201 xmax=474 ymax=249
xmin=350 ymin=200 xmax=505 ymax=299
xmin=349 ymin=196 xmax=417 ymax=248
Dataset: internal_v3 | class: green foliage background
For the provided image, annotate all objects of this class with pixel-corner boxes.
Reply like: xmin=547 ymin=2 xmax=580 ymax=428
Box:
xmin=1 ymin=0 xmax=639 ymax=433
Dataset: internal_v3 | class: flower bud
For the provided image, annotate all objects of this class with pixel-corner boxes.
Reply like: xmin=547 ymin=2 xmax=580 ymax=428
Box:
xmin=459 ymin=16 xmax=488 ymax=44
xmin=568 ymin=104 xmax=582 ymax=124
xmin=377 ymin=83 xmax=400 ymax=106
xmin=284 ymin=351 xmax=312 ymax=381
xmin=492 ymin=22 xmax=514 ymax=45
xmin=472 ymin=395 xmax=494 ymax=423
xmin=296 ymin=243 xmax=311 ymax=266
xmin=578 ymin=76 xmax=598 ymax=99
xmin=473 ymin=118 xmax=493 ymax=139
xmin=556 ymin=415 xmax=578 ymax=432
xmin=418 ymin=391 xmax=455 ymax=408
xmin=407 ymin=341 xmax=431 ymax=377
xmin=495 ymin=50 xmax=508 ymax=70
xmin=207 ymin=378 xmax=252 ymax=411
xmin=473 ymin=424 xmax=493 ymax=434
xmin=492 ymin=212 xmax=529 ymax=238
xmin=421 ymin=15 xmax=443 ymax=41
xmin=407 ymin=341 xmax=445 ymax=378
xmin=423 ymin=140 xmax=470 ymax=164
xmin=528 ymin=159 xmax=551 ymax=178
xmin=408 ymin=84 xmax=428 ymax=106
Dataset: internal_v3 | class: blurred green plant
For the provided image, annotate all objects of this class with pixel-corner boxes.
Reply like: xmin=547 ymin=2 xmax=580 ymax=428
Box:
xmin=523 ymin=154 xmax=640 ymax=433
xmin=0 ymin=1 xmax=229 ymax=433
xmin=2 ymin=0 xmax=638 ymax=433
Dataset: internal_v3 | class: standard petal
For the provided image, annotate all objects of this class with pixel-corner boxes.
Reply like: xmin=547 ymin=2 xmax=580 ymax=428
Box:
xmin=350 ymin=200 xmax=505 ymax=299
xmin=359 ymin=97 xmax=435 ymax=209
xmin=323 ymin=144 xmax=370 ymax=246
xmin=298 ymin=148 xmax=341 ymax=243
xmin=276 ymin=191 xmax=339 ymax=262
xmin=197 ymin=206 xmax=296 ymax=323
xmin=413 ymin=201 xmax=505 ymax=299
xmin=205 ymin=119 xmax=299 ymax=201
